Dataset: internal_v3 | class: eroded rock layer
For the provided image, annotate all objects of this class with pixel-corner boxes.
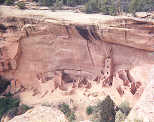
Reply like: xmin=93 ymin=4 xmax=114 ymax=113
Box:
xmin=0 ymin=9 xmax=154 ymax=121
xmin=0 ymin=16 xmax=154 ymax=87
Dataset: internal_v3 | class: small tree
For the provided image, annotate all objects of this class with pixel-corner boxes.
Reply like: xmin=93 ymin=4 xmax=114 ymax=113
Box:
xmin=99 ymin=96 xmax=115 ymax=122
xmin=93 ymin=95 xmax=116 ymax=122
xmin=85 ymin=0 xmax=99 ymax=13
xmin=140 ymin=0 xmax=154 ymax=12
xmin=0 ymin=76 xmax=10 ymax=94
xmin=100 ymin=0 xmax=118 ymax=16
xmin=129 ymin=0 xmax=140 ymax=14
xmin=54 ymin=0 xmax=63 ymax=9
xmin=58 ymin=103 xmax=76 ymax=122
xmin=0 ymin=96 xmax=20 ymax=119
xmin=39 ymin=0 xmax=54 ymax=6
xmin=86 ymin=105 xmax=94 ymax=115
xmin=128 ymin=0 xmax=154 ymax=14
xmin=16 ymin=1 xmax=25 ymax=9
xmin=119 ymin=101 xmax=131 ymax=116
xmin=4 ymin=0 xmax=14 ymax=6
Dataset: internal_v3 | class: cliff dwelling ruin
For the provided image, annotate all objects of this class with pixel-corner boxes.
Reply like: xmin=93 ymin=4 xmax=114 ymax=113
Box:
xmin=0 ymin=7 xmax=154 ymax=121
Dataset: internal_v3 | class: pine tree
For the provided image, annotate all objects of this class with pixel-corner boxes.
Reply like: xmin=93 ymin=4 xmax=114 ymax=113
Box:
xmin=94 ymin=95 xmax=116 ymax=122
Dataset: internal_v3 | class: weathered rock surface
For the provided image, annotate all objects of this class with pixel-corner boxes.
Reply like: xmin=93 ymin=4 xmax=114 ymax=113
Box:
xmin=8 ymin=105 xmax=68 ymax=122
xmin=1 ymin=6 xmax=154 ymax=51
xmin=0 ymin=8 xmax=153 ymax=98
xmin=0 ymin=6 xmax=154 ymax=121
xmin=126 ymin=67 xmax=154 ymax=122
xmin=0 ymin=23 xmax=20 ymax=73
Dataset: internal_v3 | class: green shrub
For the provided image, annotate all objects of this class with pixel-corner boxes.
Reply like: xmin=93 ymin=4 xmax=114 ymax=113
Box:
xmin=0 ymin=96 xmax=20 ymax=119
xmin=100 ymin=0 xmax=118 ymax=16
xmin=99 ymin=96 xmax=116 ymax=122
xmin=68 ymin=112 xmax=76 ymax=122
xmin=16 ymin=1 xmax=25 ymax=9
xmin=54 ymin=0 xmax=63 ymax=9
xmin=4 ymin=92 xmax=12 ymax=97
xmin=0 ymin=76 xmax=10 ymax=94
xmin=85 ymin=0 xmax=118 ymax=15
xmin=115 ymin=110 xmax=126 ymax=122
xmin=38 ymin=0 xmax=53 ymax=6
xmin=58 ymin=103 xmax=76 ymax=122
xmin=86 ymin=105 xmax=94 ymax=115
xmin=119 ymin=101 xmax=131 ymax=116
xmin=91 ymin=96 xmax=116 ymax=122
xmin=58 ymin=103 xmax=71 ymax=116
xmin=4 ymin=0 xmax=14 ymax=5
xmin=85 ymin=0 xmax=99 ymax=13
xmin=4 ymin=107 xmax=18 ymax=119
xmin=129 ymin=0 xmax=154 ymax=14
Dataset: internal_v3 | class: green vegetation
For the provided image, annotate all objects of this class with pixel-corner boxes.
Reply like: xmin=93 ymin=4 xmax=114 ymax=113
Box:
xmin=0 ymin=94 xmax=31 ymax=120
xmin=0 ymin=96 xmax=20 ymax=119
xmin=98 ymin=96 xmax=116 ymax=122
xmin=115 ymin=101 xmax=131 ymax=122
xmin=119 ymin=101 xmax=131 ymax=116
xmin=0 ymin=76 xmax=30 ymax=120
xmin=87 ymin=96 xmax=132 ymax=122
xmin=58 ymin=103 xmax=76 ymax=122
xmin=100 ymin=0 xmax=118 ymax=15
xmin=129 ymin=0 xmax=154 ymax=14
xmin=85 ymin=0 xmax=118 ymax=15
xmin=16 ymin=1 xmax=25 ymax=9
xmin=38 ymin=0 xmax=53 ymax=6
xmin=86 ymin=105 xmax=94 ymax=115
xmin=85 ymin=0 xmax=99 ymax=13
xmin=90 ymin=95 xmax=116 ymax=122
xmin=0 ymin=0 xmax=154 ymax=15
xmin=0 ymin=76 xmax=10 ymax=94
xmin=4 ymin=0 xmax=13 ymax=5
xmin=37 ymin=0 xmax=154 ymax=15
xmin=0 ymin=0 xmax=13 ymax=5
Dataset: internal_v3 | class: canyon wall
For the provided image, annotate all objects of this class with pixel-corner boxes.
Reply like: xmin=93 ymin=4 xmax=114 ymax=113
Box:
xmin=0 ymin=7 xmax=154 ymax=121
xmin=0 ymin=14 xmax=154 ymax=87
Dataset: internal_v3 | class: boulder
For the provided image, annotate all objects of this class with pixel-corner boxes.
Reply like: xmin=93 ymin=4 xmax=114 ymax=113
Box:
xmin=9 ymin=106 xmax=68 ymax=122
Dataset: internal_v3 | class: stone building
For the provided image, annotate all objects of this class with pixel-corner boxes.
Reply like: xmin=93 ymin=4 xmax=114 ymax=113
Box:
xmin=0 ymin=41 xmax=20 ymax=72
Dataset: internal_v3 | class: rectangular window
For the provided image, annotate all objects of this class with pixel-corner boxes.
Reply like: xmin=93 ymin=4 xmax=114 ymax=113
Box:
xmin=0 ymin=48 xmax=2 ymax=56
xmin=8 ymin=62 xmax=12 ymax=70
xmin=1 ymin=62 xmax=4 ymax=71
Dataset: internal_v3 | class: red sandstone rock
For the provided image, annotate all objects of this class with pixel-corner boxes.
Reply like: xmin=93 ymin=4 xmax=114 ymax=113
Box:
xmin=130 ymin=82 xmax=137 ymax=95
xmin=116 ymin=86 xmax=124 ymax=97
xmin=0 ymin=8 xmax=153 ymax=122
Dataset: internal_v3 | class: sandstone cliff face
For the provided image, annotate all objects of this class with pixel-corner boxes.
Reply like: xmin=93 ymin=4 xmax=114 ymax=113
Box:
xmin=127 ymin=68 xmax=154 ymax=122
xmin=1 ymin=17 xmax=153 ymax=84
xmin=0 ymin=8 xmax=154 ymax=121
xmin=0 ymin=14 xmax=154 ymax=90
xmin=97 ymin=18 xmax=154 ymax=52
xmin=0 ymin=21 xmax=21 ymax=73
